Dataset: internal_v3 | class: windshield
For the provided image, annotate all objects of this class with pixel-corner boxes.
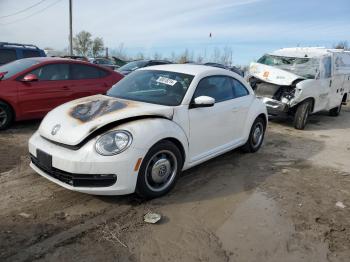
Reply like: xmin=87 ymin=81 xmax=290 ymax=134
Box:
xmin=118 ymin=60 xmax=147 ymax=72
xmin=107 ymin=70 xmax=194 ymax=106
xmin=0 ymin=59 xmax=40 ymax=80
xmin=257 ymin=54 xmax=320 ymax=79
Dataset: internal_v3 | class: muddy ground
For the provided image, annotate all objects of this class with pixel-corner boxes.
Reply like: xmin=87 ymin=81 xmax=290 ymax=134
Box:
xmin=0 ymin=108 xmax=349 ymax=262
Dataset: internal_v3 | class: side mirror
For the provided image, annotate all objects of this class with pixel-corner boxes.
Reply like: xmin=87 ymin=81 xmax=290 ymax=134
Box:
xmin=21 ymin=74 xmax=38 ymax=82
xmin=192 ymin=96 xmax=215 ymax=108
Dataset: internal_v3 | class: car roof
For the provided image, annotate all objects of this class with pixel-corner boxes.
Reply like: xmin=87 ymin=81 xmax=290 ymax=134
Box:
xmin=138 ymin=63 xmax=231 ymax=76
xmin=269 ymin=47 xmax=350 ymax=58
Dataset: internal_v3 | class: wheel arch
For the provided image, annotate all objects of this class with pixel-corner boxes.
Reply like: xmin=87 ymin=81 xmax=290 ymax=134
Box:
xmin=292 ymin=97 xmax=315 ymax=113
xmin=155 ymin=137 xmax=186 ymax=166
xmin=342 ymin=93 xmax=348 ymax=104
xmin=0 ymin=98 xmax=16 ymax=120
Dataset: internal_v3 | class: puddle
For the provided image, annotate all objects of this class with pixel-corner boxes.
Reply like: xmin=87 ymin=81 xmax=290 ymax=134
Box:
xmin=216 ymin=191 xmax=328 ymax=262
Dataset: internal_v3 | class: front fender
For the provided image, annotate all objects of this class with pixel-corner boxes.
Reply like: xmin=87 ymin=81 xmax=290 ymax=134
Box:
xmin=291 ymin=80 xmax=320 ymax=110
xmin=116 ymin=118 xmax=189 ymax=160
xmin=243 ymin=98 xmax=268 ymax=142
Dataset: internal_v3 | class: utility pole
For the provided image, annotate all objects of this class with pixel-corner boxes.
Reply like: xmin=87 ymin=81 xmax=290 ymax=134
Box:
xmin=69 ymin=0 xmax=73 ymax=55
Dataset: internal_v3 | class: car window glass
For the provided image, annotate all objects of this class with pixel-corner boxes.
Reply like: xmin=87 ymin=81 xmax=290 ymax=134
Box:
xmin=99 ymin=69 xmax=109 ymax=77
xmin=71 ymin=64 xmax=100 ymax=79
xmin=30 ymin=63 xmax=69 ymax=81
xmin=107 ymin=70 xmax=194 ymax=106
xmin=22 ymin=50 xmax=40 ymax=58
xmin=193 ymin=76 xmax=234 ymax=103
xmin=0 ymin=49 xmax=17 ymax=65
xmin=323 ymin=57 xmax=332 ymax=78
xmin=231 ymin=78 xmax=249 ymax=98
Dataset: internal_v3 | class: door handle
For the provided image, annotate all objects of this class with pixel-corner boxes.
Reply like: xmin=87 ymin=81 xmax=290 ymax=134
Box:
xmin=61 ymin=86 xmax=69 ymax=90
xmin=329 ymin=80 xmax=332 ymax=87
xmin=232 ymin=107 xmax=240 ymax=112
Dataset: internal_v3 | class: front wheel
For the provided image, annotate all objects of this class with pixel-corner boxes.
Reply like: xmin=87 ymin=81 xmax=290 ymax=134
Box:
xmin=136 ymin=140 xmax=183 ymax=199
xmin=294 ymin=100 xmax=312 ymax=130
xmin=242 ymin=117 xmax=266 ymax=153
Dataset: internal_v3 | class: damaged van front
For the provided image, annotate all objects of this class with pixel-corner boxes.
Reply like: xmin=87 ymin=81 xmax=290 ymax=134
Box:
xmin=248 ymin=47 xmax=350 ymax=129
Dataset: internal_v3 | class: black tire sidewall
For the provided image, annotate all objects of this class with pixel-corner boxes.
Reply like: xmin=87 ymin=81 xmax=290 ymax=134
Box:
xmin=294 ymin=101 xmax=311 ymax=130
xmin=0 ymin=102 xmax=13 ymax=130
xmin=242 ymin=117 xmax=266 ymax=153
xmin=136 ymin=140 xmax=183 ymax=199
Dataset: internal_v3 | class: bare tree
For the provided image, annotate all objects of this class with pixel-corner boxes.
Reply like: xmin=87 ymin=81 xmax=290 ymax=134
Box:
xmin=153 ymin=52 xmax=162 ymax=60
xmin=196 ymin=53 xmax=204 ymax=64
xmin=178 ymin=49 xmax=190 ymax=63
xmin=135 ymin=52 xmax=145 ymax=60
xmin=220 ymin=46 xmax=233 ymax=66
xmin=211 ymin=47 xmax=221 ymax=63
xmin=114 ymin=43 xmax=127 ymax=60
xmin=334 ymin=41 xmax=349 ymax=50
xmin=73 ymin=31 xmax=93 ymax=56
xmin=92 ymin=37 xmax=104 ymax=57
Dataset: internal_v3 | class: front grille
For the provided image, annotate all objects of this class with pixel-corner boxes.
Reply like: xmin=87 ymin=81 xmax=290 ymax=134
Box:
xmin=30 ymin=154 xmax=117 ymax=188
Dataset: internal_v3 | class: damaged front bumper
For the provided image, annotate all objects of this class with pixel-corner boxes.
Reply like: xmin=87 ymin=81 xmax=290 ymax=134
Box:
xmin=28 ymin=131 xmax=144 ymax=195
xmin=258 ymin=97 xmax=290 ymax=116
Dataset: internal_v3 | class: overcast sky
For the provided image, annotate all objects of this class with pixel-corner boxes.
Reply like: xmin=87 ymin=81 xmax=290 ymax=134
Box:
xmin=1 ymin=0 xmax=350 ymax=64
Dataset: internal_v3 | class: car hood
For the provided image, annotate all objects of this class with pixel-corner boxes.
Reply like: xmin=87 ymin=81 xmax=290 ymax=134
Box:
xmin=39 ymin=95 xmax=174 ymax=146
xmin=249 ymin=62 xmax=305 ymax=86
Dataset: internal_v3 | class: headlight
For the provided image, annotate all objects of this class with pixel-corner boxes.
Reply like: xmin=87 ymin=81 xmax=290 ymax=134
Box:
xmin=95 ymin=130 xmax=132 ymax=156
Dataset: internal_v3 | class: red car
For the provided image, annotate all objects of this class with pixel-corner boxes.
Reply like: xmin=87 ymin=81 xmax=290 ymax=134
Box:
xmin=0 ymin=57 xmax=123 ymax=129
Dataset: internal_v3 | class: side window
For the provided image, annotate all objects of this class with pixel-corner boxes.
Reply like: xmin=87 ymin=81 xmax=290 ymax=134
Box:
xmin=30 ymin=63 xmax=69 ymax=81
xmin=22 ymin=50 xmax=40 ymax=58
xmin=99 ymin=68 xmax=109 ymax=78
xmin=193 ymin=76 xmax=234 ymax=103
xmin=231 ymin=78 xmax=249 ymax=98
xmin=324 ymin=57 xmax=332 ymax=78
xmin=0 ymin=49 xmax=17 ymax=64
xmin=71 ymin=64 xmax=101 ymax=79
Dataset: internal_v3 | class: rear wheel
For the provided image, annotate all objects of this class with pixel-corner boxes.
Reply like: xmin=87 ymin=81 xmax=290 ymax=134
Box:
xmin=329 ymin=103 xmax=342 ymax=117
xmin=136 ymin=140 xmax=183 ymax=199
xmin=0 ymin=102 xmax=13 ymax=130
xmin=242 ymin=117 xmax=266 ymax=153
xmin=294 ymin=100 xmax=312 ymax=130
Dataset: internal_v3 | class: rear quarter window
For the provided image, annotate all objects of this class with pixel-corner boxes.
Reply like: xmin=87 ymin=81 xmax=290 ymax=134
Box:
xmin=0 ymin=49 xmax=17 ymax=65
xmin=22 ymin=50 xmax=41 ymax=58
xmin=71 ymin=64 xmax=107 ymax=79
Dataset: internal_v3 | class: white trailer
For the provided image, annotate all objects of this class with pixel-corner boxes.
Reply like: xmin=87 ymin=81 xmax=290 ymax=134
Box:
xmin=248 ymin=47 xmax=350 ymax=129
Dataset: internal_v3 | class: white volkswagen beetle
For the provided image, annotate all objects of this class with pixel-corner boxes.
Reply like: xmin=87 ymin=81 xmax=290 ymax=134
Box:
xmin=29 ymin=64 xmax=267 ymax=198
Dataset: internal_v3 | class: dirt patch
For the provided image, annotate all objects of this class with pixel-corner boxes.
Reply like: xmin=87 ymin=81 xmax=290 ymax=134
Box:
xmin=1 ymin=108 xmax=350 ymax=261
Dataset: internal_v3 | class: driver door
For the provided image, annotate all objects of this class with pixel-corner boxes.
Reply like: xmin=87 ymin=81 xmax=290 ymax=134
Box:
xmin=188 ymin=76 xmax=238 ymax=163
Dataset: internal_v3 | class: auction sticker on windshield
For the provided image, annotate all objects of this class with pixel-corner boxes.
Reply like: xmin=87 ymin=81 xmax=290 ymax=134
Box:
xmin=156 ymin=76 xmax=177 ymax=86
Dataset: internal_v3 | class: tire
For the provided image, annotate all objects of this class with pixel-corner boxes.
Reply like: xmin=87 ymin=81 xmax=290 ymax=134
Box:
xmin=294 ymin=100 xmax=312 ymax=130
xmin=329 ymin=103 xmax=342 ymax=117
xmin=0 ymin=102 xmax=14 ymax=130
xmin=136 ymin=140 xmax=183 ymax=199
xmin=241 ymin=116 xmax=266 ymax=153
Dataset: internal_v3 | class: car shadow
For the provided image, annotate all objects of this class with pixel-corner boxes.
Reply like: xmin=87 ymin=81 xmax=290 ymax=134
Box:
xmin=97 ymin=128 xmax=326 ymax=206
xmin=269 ymin=106 xmax=350 ymax=131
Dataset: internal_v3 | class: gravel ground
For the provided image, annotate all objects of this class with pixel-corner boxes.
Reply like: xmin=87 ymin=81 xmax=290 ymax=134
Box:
xmin=0 ymin=107 xmax=349 ymax=262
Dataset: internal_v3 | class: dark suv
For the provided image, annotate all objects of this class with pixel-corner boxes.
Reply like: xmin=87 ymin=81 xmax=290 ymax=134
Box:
xmin=0 ymin=42 xmax=46 ymax=66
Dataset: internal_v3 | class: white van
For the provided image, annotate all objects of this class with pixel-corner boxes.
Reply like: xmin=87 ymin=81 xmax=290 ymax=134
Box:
xmin=248 ymin=47 xmax=350 ymax=129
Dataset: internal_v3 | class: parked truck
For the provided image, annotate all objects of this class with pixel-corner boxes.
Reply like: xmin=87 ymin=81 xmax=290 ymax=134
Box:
xmin=247 ymin=47 xmax=350 ymax=129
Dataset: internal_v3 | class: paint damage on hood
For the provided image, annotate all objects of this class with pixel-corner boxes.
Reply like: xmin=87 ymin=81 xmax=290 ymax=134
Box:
xmin=249 ymin=62 xmax=305 ymax=86
xmin=248 ymin=63 xmax=307 ymax=114
xmin=39 ymin=95 xmax=174 ymax=146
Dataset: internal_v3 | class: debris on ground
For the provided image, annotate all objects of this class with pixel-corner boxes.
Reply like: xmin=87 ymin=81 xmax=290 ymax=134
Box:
xmin=144 ymin=212 xmax=162 ymax=224
xmin=335 ymin=201 xmax=346 ymax=209
xmin=18 ymin=212 xmax=31 ymax=218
